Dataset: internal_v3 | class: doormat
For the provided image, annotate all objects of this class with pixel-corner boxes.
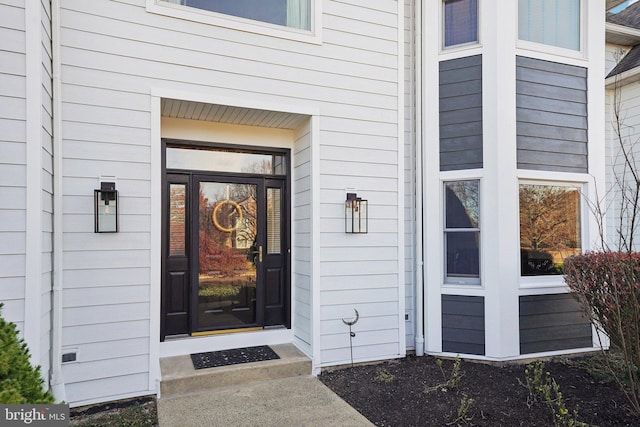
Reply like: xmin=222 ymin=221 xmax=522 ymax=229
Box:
xmin=190 ymin=345 xmax=280 ymax=370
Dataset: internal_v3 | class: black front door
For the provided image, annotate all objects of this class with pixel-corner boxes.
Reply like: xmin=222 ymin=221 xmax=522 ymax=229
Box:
xmin=161 ymin=145 xmax=289 ymax=340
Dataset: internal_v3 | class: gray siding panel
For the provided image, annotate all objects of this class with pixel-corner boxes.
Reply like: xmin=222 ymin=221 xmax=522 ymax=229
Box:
xmin=440 ymin=55 xmax=482 ymax=171
xmin=516 ymin=56 xmax=588 ymax=173
xmin=519 ymin=294 xmax=592 ymax=355
xmin=442 ymin=295 xmax=485 ymax=355
xmin=516 ymin=55 xmax=587 ymax=77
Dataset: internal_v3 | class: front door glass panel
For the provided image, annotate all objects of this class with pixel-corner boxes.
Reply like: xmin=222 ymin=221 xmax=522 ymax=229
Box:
xmin=197 ymin=181 xmax=258 ymax=330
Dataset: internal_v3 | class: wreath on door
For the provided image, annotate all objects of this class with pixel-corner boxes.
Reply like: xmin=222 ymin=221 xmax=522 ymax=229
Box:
xmin=212 ymin=200 xmax=243 ymax=233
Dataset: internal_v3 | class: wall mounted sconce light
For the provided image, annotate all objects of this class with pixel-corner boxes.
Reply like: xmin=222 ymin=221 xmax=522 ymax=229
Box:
xmin=345 ymin=192 xmax=368 ymax=234
xmin=94 ymin=182 xmax=118 ymax=233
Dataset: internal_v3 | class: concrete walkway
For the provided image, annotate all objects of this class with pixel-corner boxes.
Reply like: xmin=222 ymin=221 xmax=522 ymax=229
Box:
xmin=157 ymin=375 xmax=374 ymax=427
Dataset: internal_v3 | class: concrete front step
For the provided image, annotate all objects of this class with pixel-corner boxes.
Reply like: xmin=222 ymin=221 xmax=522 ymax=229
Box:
xmin=160 ymin=343 xmax=311 ymax=398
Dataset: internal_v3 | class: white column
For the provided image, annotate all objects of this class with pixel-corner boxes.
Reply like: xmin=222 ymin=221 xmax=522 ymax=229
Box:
xmin=423 ymin=0 xmax=444 ymax=354
xmin=481 ymin=0 xmax=520 ymax=359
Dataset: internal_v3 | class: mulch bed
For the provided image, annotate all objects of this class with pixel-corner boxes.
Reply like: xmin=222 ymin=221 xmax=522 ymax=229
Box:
xmin=319 ymin=354 xmax=639 ymax=426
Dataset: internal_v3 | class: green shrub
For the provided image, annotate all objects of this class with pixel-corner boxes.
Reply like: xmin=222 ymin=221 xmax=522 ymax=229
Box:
xmin=0 ymin=304 xmax=54 ymax=404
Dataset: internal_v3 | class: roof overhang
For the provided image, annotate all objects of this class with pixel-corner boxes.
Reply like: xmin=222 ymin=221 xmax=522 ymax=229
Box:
xmin=605 ymin=65 xmax=640 ymax=88
xmin=606 ymin=22 xmax=640 ymax=45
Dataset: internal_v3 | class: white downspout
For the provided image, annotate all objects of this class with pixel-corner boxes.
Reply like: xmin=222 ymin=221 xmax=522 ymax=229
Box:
xmin=50 ymin=0 xmax=66 ymax=402
xmin=414 ymin=0 xmax=425 ymax=357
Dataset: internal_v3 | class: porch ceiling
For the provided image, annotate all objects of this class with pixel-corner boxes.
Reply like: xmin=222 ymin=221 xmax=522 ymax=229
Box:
xmin=161 ymin=98 xmax=308 ymax=130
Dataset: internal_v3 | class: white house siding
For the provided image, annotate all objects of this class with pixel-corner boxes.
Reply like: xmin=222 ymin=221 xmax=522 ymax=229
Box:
xmin=317 ymin=1 xmax=402 ymax=366
xmin=292 ymin=121 xmax=313 ymax=355
xmin=605 ymin=60 xmax=640 ymax=251
xmin=0 ymin=1 xmax=27 ymax=333
xmin=59 ymin=0 xmax=402 ymax=404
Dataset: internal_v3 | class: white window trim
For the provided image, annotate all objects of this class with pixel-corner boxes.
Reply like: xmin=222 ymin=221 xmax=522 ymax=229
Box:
xmin=515 ymin=0 xmax=586 ymax=61
xmin=443 ymin=179 xmax=482 ymax=286
xmin=146 ymin=0 xmax=322 ymax=45
xmin=440 ymin=0 xmax=482 ymax=53
xmin=517 ymin=179 xmax=587 ymax=289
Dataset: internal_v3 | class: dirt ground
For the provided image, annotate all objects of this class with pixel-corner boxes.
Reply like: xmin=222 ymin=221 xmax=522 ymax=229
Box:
xmin=319 ymin=354 xmax=639 ymax=426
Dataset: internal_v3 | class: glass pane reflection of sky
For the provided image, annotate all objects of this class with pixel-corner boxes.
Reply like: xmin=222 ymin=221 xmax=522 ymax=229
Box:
xmin=167 ymin=147 xmax=284 ymax=175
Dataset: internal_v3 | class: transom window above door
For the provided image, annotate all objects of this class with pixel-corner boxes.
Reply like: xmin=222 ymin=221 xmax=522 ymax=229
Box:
xmin=160 ymin=0 xmax=311 ymax=30
xmin=166 ymin=146 xmax=287 ymax=175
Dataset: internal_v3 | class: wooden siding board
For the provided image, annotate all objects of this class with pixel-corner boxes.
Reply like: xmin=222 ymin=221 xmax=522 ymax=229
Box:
xmin=439 ymin=94 xmax=482 ymax=112
xmin=442 ymin=295 xmax=485 ymax=355
xmin=64 ymin=373 xmax=150 ymax=407
xmin=516 ymin=108 xmax=587 ymax=130
xmin=440 ymin=56 xmax=482 ymax=172
xmin=0 ymin=4 xmax=25 ymax=32
xmin=517 ymin=150 xmax=588 ymax=169
xmin=439 ymin=54 xmax=482 ymax=71
xmin=439 ymin=65 xmax=483 ymax=85
xmin=516 ymin=67 xmax=585 ymax=91
xmin=440 ymin=108 xmax=482 ymax=126
xmin=516 ymin=55 xmax=587 ymax=77
xmin=520 ymin=337 xmax=592 ymax=355
xmin=517 ymin=122 xmax=587 ymax=142
xmin=439 ymin=80 xmax=482 ymax=98
xmin=516 ymin=57 xmax=587 ymax=173
xmin=519 ymin=294 xmax=593 ymax=354
xmin=516 ymin=94 xmax=586 ymax=117
xmin=517 ymin=81 xmax=586 ymax=104
xmin=518 ymin=136 xmax=587 ymax=155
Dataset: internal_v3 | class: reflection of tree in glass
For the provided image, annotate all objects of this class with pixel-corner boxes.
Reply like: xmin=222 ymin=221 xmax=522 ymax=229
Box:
xmin=198 ymin=187 xmax=250 ymax=276
xmin=519 ymin=185 xmax=580 ymax=251
xmin=446 ymin=181 xmax=479 ymax=228
xmin=169 ymin=185 xmax=186 ymax=256
xmin=242 ymin=158 xmax=273 ymax=174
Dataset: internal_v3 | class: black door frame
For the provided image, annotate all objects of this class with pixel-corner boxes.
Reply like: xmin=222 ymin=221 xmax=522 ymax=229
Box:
xmin=160 ymin=139 xmax=291 ymax=341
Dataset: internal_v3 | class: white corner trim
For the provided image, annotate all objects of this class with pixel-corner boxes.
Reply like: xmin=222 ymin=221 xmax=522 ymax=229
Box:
xmin=310 ymin=114 xmax=322 ymax=373
xmin=396 ymin=0 xmax=406 ymax=356
xmin=148 ymin=94 xmax=162 ymax=393
xmin=24 ymin=0 xmax=43 ymax=365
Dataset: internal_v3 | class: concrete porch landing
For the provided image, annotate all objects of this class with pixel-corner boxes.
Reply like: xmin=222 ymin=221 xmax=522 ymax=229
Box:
xmin=158 ymin=343 xmax=373 ymax=426
xmin=159 ymin=343 xmax=311 ymax=398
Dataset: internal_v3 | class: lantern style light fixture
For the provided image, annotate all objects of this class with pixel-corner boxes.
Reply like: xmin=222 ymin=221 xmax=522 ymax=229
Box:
xmin=345 ymin=192 xmax=368 ymax=234
xmin=94 ymin=181 xmax=118 ymax=233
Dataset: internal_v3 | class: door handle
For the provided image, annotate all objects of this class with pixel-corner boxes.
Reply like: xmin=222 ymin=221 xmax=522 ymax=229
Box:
xmin=259 ymin=245 xmax=263 ymax=263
